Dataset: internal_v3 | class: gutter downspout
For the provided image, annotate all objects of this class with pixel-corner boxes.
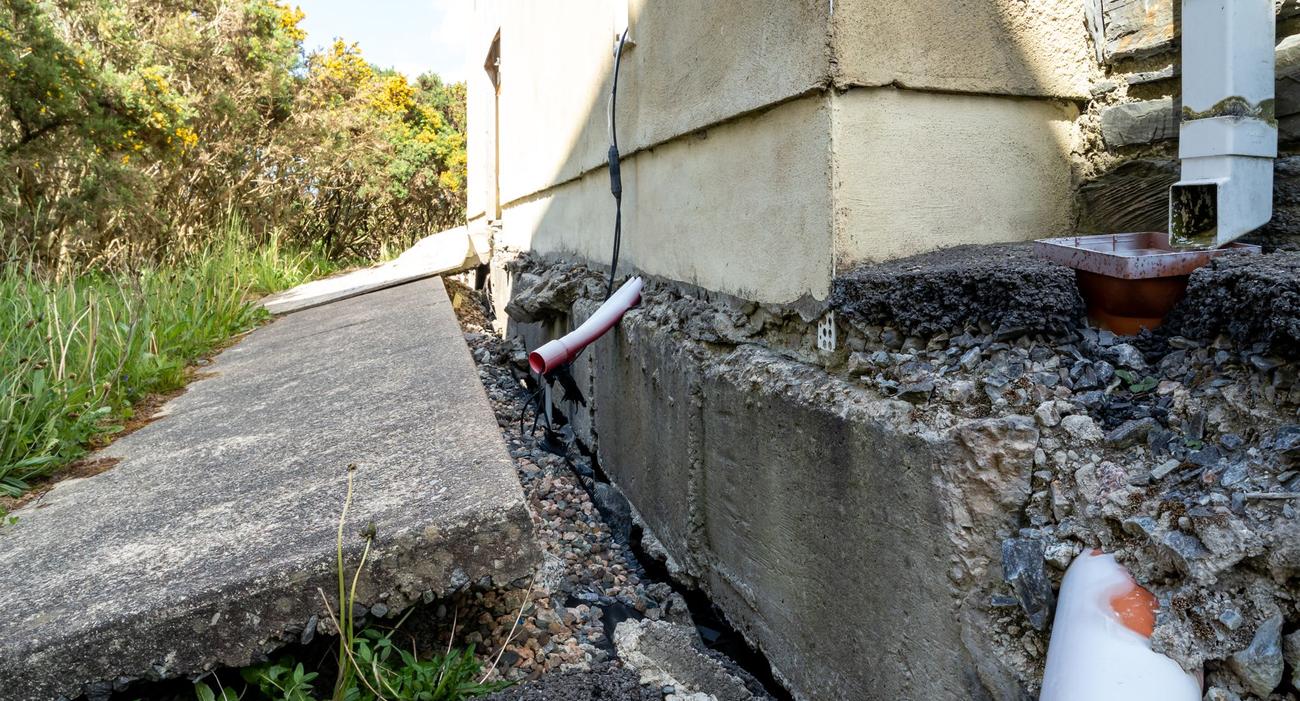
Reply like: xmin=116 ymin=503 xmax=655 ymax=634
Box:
xmin=1169 ymin=0 xmax=1277 ymax=248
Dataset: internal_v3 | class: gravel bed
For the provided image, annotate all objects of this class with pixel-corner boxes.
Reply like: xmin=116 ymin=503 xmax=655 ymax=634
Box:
xmin=440 ymin=280 xmax=699 ymax=695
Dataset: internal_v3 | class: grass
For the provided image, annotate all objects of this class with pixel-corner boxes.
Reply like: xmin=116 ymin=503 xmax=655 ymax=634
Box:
xmin=0 ymin=223 xmax=346 ymax=498
xmin=193 ymin=465 xmax=511 ymax=701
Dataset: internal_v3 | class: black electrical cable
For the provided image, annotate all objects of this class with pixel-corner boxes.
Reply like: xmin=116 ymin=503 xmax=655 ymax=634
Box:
xmin=605 ymin=27 xmax=629 ymax=299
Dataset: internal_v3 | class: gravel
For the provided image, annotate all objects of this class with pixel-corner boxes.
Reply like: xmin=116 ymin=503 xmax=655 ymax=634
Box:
xmin=444 ymin=279 xmax=767 ymax=699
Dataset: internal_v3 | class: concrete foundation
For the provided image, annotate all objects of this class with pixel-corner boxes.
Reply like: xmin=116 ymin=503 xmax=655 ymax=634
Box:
xmin=504 ymin=259 xmax=1044 ymax=701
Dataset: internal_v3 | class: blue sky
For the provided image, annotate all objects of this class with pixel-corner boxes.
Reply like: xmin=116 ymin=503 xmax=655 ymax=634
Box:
xmin=295 ymin=0 xmax=470 ymax=82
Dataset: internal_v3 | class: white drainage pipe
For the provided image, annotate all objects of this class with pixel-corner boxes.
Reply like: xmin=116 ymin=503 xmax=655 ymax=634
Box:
xmin=1169 ymin=0 xmax=1276 ymax=248
xmin=1040 ymin=551 xmax=1200 ymax=701
xmin=528 ymin=276 xmax=643 ymax=375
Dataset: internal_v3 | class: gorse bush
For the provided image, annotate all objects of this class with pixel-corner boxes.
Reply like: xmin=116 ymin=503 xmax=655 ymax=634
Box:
xmin=0 ymin=221 xmax=341 ymax=494
xmin=0 ymin=0 xmax=466 ymax=272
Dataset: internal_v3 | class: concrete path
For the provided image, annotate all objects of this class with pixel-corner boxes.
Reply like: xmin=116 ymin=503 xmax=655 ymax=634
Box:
xmin=0 ymin=277 xmax=537 ymax=701
xmin=260 ymin=227 xmax=488 ymax=315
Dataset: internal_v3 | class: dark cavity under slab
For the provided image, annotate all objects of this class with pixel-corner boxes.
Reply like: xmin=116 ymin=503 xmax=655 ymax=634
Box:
xmin=830 ymin=243 xmax=1085 ymax=337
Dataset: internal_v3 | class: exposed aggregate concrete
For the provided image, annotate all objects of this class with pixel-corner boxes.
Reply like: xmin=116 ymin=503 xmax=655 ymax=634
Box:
xmin=1162 ymin=252 xmax=1300 ymax=358
xmin=830 ymin=243 xmax=1085 ymax=337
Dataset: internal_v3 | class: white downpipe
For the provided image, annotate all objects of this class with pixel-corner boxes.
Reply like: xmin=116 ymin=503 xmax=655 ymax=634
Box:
xmin=1039 ymin=551 xmax=1200 ymax=701
xmin=1169 ymin=0 xmax=1276 ymax=248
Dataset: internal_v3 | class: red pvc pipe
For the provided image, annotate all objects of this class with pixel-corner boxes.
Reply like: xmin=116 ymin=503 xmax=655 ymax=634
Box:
xmin=528 ymin=277 xmax=643 ymax=375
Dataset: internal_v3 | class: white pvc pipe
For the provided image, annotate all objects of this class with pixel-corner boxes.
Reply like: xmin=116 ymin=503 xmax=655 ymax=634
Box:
xmin=528 ymin=277 xmax=643 ymax=375
xmin=1169 ymin=0 xmax=1276 ymax=247
xmin=1040 ymin=551 xmax=1200 ymax=701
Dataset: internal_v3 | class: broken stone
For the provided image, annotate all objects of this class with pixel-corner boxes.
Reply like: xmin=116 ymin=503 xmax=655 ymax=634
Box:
xmin=1205 ymin=688 xmax=1242 ymax=701
xmin=1105 ymin=417 xmax=1157 ymax=449
xmin=1035 ymin=400 xmax=1062 ymax=428
xmin=897 ymin=380 xmax=935 ymax=402
xmin=1229 ymin=614 xmax=1284 ymax=698
xmin=1218 ymin=609 xmax=1243 ymax=631
xmin=1154 ymin=457 xmax=1185 ymax=481
xmin=1043 ymin=541 xmax=1076 ymax=571
xmin=1284 ymin=628 xmax=1300 ymax=693
xmin=1060 ymin=414 xmax=1102 ymax=443
xmin=1275 ymin=425 xmax=1300 ymax=457
xmin=1110 ymin=343 xmax=1146 ymax=371
xmin=614 ymin=619 xmax=756 ymax=701
xmin=1001 ymin=537 xmax=1054 ymax=630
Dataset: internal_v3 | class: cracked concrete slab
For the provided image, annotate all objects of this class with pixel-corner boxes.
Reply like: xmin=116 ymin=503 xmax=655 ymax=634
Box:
xmin=0 ymin=277 xmax=537 ymax=701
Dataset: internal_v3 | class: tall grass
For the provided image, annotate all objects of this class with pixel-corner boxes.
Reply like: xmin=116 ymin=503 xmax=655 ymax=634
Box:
xmin=0 ymin=224 xmax=344 ymax=496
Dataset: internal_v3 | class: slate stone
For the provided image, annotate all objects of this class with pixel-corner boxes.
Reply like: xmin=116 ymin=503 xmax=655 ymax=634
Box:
xmin=1101 ymin=99 xmax=1177 ymax=148
xmin=1105 ymin=417 xmax=1158 ymax=449
xmin=1230 ymin=615 xmax=1284 ymax=698
xmin=1001 ymin=537 xmax=1055 ymax=630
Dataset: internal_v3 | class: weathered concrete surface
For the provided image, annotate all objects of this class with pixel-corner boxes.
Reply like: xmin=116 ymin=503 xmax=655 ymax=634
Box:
xmin=830 ymin=243 xmax=1085 ymax=337
xmin=1161 ymin=252 xmax=1300 ymax=356
xmin=260 ymin=227 xmax=487 ymax=315
xmin=614 ymin=619 xmax=762 ymax=700
xmin=0 ymin=278 xmax=537 ymax=700
xmin=479 ymin=665 xmax=658 ymax=701
xmin=576 ymin=317 xmax=1011 ymax=700
xmin=831 ymin=0 xmax=1095 ymax=98
xmin=500 ymin=257 xmax=1068 ymax=699
xmin=831 ymin=88 xmax=1077 ymax=266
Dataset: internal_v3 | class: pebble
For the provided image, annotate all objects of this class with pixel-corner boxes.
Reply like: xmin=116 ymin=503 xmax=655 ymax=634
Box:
xmin=1059 ymin=414 xmax=1102 ymax=443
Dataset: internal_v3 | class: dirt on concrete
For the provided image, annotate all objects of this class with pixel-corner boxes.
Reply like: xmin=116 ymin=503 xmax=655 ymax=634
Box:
xmin=829 ymin=243 xmax=1086 ymax=337
xmin=1161 ymin=252 xmax=1300 ymax=357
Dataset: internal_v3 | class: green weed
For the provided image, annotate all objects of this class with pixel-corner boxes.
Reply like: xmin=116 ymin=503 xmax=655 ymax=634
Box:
xmin=0 ymin=220 xmax=345 ymax=495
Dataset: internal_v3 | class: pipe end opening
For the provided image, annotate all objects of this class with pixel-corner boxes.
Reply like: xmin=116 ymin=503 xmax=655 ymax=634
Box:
xmin=528 ymin=352 xmax=547 ymax=375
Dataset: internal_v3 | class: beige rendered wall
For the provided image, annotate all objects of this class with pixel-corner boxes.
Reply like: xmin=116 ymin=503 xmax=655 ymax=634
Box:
xmin=468 ymin=0 xmax=1092 ymax=303
xmin=831 ymin=88 xmax=1078 ymax=268
xmin=472 ymin=0 xmax=832 ymax=213
xmin=500 ymin=97 xmax=834 ymax=303
xmin=831 ymin=0 xmax=1096 ymax=99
